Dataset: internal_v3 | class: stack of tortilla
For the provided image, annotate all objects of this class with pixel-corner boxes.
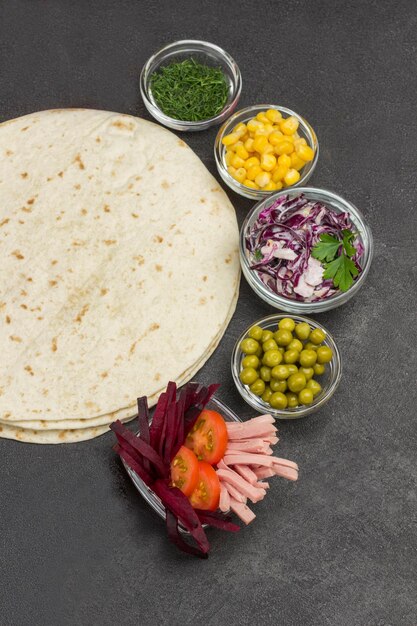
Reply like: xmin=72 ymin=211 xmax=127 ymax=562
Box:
xmin=0 ymin=109 xmax=240 ymax=443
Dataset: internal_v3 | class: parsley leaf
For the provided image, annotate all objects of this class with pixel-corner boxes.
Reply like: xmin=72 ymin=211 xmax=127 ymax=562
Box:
xmin=254 ymin=249 xmax=263 ymax=261
xmin=341 ymin=229 xmax=357 ymax=256
xmin=323 ymin=255 xmax=359 ymax=292
xmin=311 ymin=234 xmax=341 ymax=263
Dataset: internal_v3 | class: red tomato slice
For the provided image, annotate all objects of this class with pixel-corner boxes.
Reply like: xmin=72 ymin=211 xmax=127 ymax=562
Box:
xmin=185 ymin=410 xmax=228 ymax=465
xmin=170 ymin=446 xmax=199 ymax=497
xmin=189 ymin=461 xmax=221 ymax=511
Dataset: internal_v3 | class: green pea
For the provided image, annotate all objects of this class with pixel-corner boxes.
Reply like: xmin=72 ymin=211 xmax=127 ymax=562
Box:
xmin=261 ymin=386 xmax=273 ymax=404
xmin=298 ymin=387 xmax=314 ymax=405
xmin=287 ymin=372 xmax=307 ymax=393
xmin=261 ymin=330 xmax=274 ymax=343
xmin=313 ymin=363 xmax=326 ymax=375
xmin=274 ymin=329 xmax=293 ymax=346
xmin=299 ymin=366 xmax=314 ymax=380
xmin=240 ymin=338 xmax=259 ymax=355
xmin=242 ymin=355 xmax=260 ymax=369
xmin=295 ymin=322 xmax=311 ymax=341
xmin=239 ymin=367 xmax=259 ymax=385
xmin=263 ymin=338 xmax=278 ymax=352
xmin=317 ymin=346 xmax=333 ymax=364
xmin=271 ymin=364 xmax=290 ymax=380
xmin=250 ymin=378 xmax=266 ymax=396
xmin=284 ymin=349 xmax=299 ymax=364
xmin=278 ymin=346 xmax=285 ymax=354
xmin=259 ymin=366 xmax=272 ymax=382
xmin=304 ymin=342 xmax=319 ymax=351
xmin=299 ymin=349 xmax=317 ymax=367
xmin=270 ymin=379 xmax=287 ymax=393
xmin=309 ymin=328 xmax=326 ymax=345
xmin=288 ymin=338 xmax=303 ymax=352
xmin=286 ymin=364 xmax=298 ymax=375
xmin=269 ymin=391 xmax=288 ymax=409
xmin=306 ymin=379 xmax=322 ymax=396
xmin=262 ymin=349 xmax=282 ymax=368
xmin=248 ymin=325 xmax=264 ymax=341
xmin=255 ymin=345 xmax=263 ymax=358
xmin=278 ymin=317 xmax=295 ymax=332
xmin=286 ymin=392 xmax=299 ymax=408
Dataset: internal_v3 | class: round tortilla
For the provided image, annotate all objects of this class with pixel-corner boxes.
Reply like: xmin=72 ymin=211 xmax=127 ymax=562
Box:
xmin=0 ymin=109 xmax=240 ymax=437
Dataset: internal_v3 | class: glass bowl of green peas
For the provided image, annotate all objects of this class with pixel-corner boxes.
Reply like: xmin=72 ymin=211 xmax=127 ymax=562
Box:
xmin=140 ymin=40 xmax=242 ymax=131
xmin=231 ymin=314 xmax=342 ymax=419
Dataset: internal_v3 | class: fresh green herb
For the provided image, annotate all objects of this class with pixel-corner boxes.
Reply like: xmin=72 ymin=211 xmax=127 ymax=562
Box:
xmin=312 ymin=229 xmax=359 ymax=292
xmin=150 ymin=58 xmax=229 ymax=122
xmin=254 ymin=249 xmax=263 ymax=261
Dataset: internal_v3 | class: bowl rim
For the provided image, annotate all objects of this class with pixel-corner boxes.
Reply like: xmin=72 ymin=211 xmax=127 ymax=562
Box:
xmin=214 ymin=103 xmax=319 ymax=199
xmin=140 ymin=39 xmax=242 ymax=129
xmin=231 ymin=313 xmax=342 ymax=419
xmin=239 ymin=186 xmax=374 ymax=312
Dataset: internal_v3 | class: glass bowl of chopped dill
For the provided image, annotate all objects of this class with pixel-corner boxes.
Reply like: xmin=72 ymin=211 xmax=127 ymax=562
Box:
xmin=140 ymin=40 xmax=242 ymax=131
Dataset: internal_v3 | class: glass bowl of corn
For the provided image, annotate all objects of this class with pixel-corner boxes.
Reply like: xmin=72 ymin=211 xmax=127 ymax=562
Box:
xmin=214 ymin=104 xmax=319 ymax=199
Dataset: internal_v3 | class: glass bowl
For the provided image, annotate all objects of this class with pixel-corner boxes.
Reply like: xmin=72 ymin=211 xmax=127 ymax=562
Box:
xmin=231 ymin=314 xmax=342 ymax=419
xmin=140 ymin=40 xmax=242 ymax=132
xmin=122 ymin=395 xmax=242 ymax=526
xmin=214 ymin=104 xmax=319 ymax=199
xmin=240 ymin=187 xmax=373 ymax=314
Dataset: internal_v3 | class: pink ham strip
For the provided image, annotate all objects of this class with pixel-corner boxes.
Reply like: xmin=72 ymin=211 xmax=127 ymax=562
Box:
xmin=272 ymin=465 xmax=298 ymax=481
xmin=271 ymin=457 xmax=299 ymax=470
xmin=256 ymin=481 xmax=269 ymax=489
xmin=226 ymin=421 xmax=277 ymax=441
xmin=233 ymin=464 xmax=258 ymax=485
xmin=253 ymin=467 xmax=275 ymax=479
xmin=224 ymin=453 xmax=274 ymax=467
xmin=226 ymin=440 xmax=273 ymax=455
xmin=227 ymin=414 xmax=274 ymax=427
xmin=223 ymin=481 xmax=247 ymax=504
xmin=229 ymin=498 xmax=256 ymax=525
xmin=263 ymin=435 xmax=279 ymax=445
xmin=219 ymin=483 xmax=231 ymax=513
xmin=216 ymin=468 xmax=266 ymax=503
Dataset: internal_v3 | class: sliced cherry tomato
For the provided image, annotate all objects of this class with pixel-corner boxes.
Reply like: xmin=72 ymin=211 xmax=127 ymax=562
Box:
xmin=170 ymin=445 xmax=199 ymax=497
xmin=185 ymin=409 xmax=228 ymax=465
xmin=189 ymin=461 xmax=221 ymax=511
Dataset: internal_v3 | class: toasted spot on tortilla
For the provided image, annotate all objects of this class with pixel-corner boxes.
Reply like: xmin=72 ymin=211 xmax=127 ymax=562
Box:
xmin=134 ymin=255 xmax=145 ymax=265
xmin=20 ymin=289 xmax=28 ymax=296
xmin=96 ymin=136 xmax=101 ymax=143
xmin=100 ymin=288 xmax=108 ymax=296
xmin=100 ymin=371 xmax=108 ymax=378
xmin=58 ymin=171 xmax=64 ymax=177
xmin=148 ymin=164 xmax=154 ymax=171
xmin=169 ymin=224 xmax=176 ymax=230
xmin=131 ymin=212 xmax=139 ymax=219
xmin=103 ymin=239 xmax=117 ymax=245
xmin=5 ymin=150 xmax=13 ymax=156
xmin=74 ymin=154 xmax=85 ymax=170
xmin=27 ymin=198 xmax=35 ymax=205
xmin=153 ymin=235 xmax=163 ymax=243
xmin=225 ymin=255 xmax=232 ymax=264
xmin=51 ymin=337 xmax=58 ymax=352
xmin=211 ymin=187 xmax=221 ymax=192
xmin=178 ymin=140 xmax=186 ymax=147
xmin=42 ymin=389 xmax=49 ymax=396
xmin=59 ymin=431 xmax=66 ymax=439
xmin=10 ymin=335 xmax=22 ymax=342
xmin=21 ymin=206 xmax=32 ymax=213
xmin=74 ymin=304 xmax=89 ymax=323
xmin=168 ymin=271 xmax=172 ymax=278
xmin=20 ymin=304 xmax=28 ymax=310
xmin=74 ymin=184 xmax=81 ymax=190
xmin=0 ymin=218 xmax=10 ymax=228
xmin=150 ymin=323 xmax=160 ymax=331
xmin=168 ymin=243 xmax=172 ymax=248
xmin=5 ymin=315 xmax=11 ymax=323
xmin=155 ymin=264 xmax=163 ymax=272
xmin=161 ymin=181 xmax=170 ymax=189
xmin=202 ymin=275 xmax=208 ymax=282
xmin=49 ymin=280 xmax=58 ymax=287
xmin=12 ymin=250 xmax=24 ymax=260
xmin=199 ymin=297 xmax=207 ymax=305
xmin=51 ymin=259 xmax=58 ymax=265
xmin=24 ymin=365 xmax=34 ymax=376
xmin=103 ymin=204 xmax=111 ymax=212
xmin=20 ymin=172 xmax=28 ymax=178
xmin=154 ymin=373 xmax=161 ymax=381
xmin=111 ymin=120 xmax=135 ymax=131
xmin=81 ymin=208 xmax=87 ymax=216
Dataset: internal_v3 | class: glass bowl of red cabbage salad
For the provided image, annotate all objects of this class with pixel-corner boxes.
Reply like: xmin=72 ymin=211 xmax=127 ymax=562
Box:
xmin=241 ymin=188 xmax=373 ymax=314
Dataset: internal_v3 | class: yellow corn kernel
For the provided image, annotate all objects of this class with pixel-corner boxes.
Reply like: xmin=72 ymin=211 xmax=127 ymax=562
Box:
xmin=294 ymin=137 xmax=307 ymax=149
xmin=275 ymin=141 xmax=294 ymax=155
xmin=263 ymin=181 xmax=278 ymax=191
xmin=230 ymin=154 xmax=245 ymax=168
xmin=227 ymin=166 xmax=237 ymax=176
xmin=263 ymin=123 xmax=274 ymax=134
xmin=244 ymin=138 xmax=255 ymax=153
xmin=263 ymin=143 xmax=275 ymax=154
xmin=246 ymin=164 xmax=263 ymax=180
xmin=272 ymin=165 xmax=289 ymax=182
xmin=253 ymin=127 xmax=271 ymax=138
xmin=227 ymin=140 xmax=242 ymax=152
xmin=233 ymin=167 xmax=247 ymax=183
xmin=290 ymin=154 xmax=307 ymax=171
xmin=233 ymin=122 xmax=247 ymax=136
xmin=256 ymin=112 xmax=269 ymax=124
xmin=284 ymin=169 xmax=301 ymax=186
xmin=253 ymin=135 xmax=269 ymax=153
xmin=239 ymin=133 xmax=250 ymax=144
xmin=255 ymin=171 xmax=271 ymax=187
xmin=280 ymin=116 xmax=299 ymax=136
xmin=278 ymin=154 xmax=292 ymax=168
xmin=268 ymin=131 xmax=285 ymax=146
xmin=293 ymin=131 xmax=300 ymax=140
xmin=266 ymin=109 xmax=282 ymax=123
xmin=247 ymin=118 xmax=263 ymax=133
xmin=296 ymin=144 xmax=315 ymax=162
xmin=274 ymin=181 xmax=283 ymax=190
xmin=260 ymin=153 xmax=277 ymax=172
xmin=222 ymin=132 xmax=240 ymax=146
xmin=235 ymin=144 xmax=249 ymax=160
xmin=225 ymin=151 xmax=234 ymax=166
xmin=243 ymin=179 xmax=259 ymax=190
xmin=245 ymin=156 xmax=260 ymax=169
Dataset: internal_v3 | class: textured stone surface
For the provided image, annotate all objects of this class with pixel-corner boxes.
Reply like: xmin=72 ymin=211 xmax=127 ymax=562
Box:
xmin=0 ymin=1 xmax=416 ymax=625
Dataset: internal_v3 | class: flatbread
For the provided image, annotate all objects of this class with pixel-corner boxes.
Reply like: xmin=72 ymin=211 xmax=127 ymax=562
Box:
xmin=0 ymin=109 xmax=240 ymax=437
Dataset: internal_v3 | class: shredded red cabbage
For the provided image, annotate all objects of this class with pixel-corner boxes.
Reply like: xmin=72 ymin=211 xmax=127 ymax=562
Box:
xmin=245 ymin=193 xmax=364 ymax=301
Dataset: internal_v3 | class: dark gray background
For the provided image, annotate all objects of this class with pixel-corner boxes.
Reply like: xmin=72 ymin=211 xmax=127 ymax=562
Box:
xmin=0 ymin=1 xmax=416 ymax=625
